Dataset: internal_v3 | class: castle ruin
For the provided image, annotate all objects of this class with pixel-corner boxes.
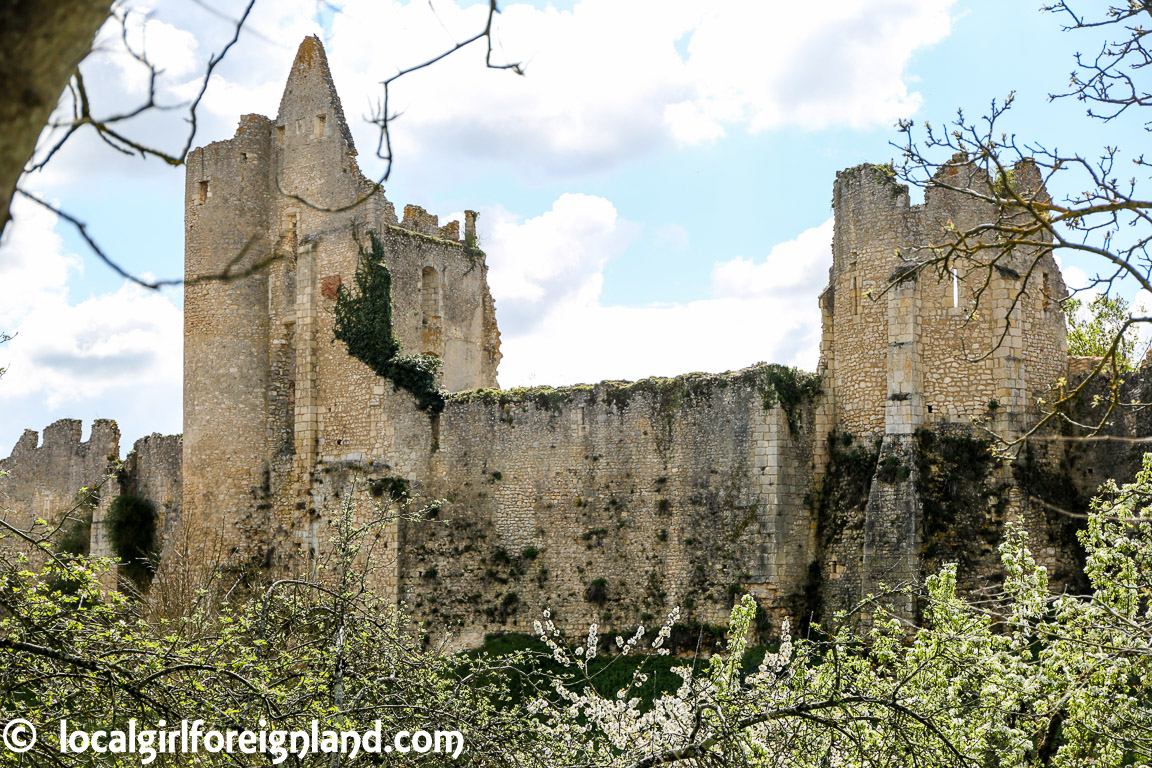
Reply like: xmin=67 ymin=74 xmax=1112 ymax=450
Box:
xmin=1 ymin=37 xmax=1111 ymax=642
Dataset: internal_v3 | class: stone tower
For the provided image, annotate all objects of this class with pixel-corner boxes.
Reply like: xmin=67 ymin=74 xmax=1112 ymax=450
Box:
xmin=814 ymin=159 xmax=1069 ymax=617
xmin=818 ymin=160 xmax=1068 ymax=440
xmin=182 ymin=36 xmax=501 ymax=573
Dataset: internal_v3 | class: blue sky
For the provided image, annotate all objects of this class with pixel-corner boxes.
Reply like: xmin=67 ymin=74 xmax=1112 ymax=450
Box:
xmin=0 ymin=0 xmax=1144 ymax=456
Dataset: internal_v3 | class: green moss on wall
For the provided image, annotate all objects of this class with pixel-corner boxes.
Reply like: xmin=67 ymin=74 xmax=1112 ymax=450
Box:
xmin=753 ymin=364 xmax=822 ymax=435
xmin=449 ymin=383 xmax=595 ymax=411
xmin=1011 ymin=443 xmax=1091 ymax=590
xmin=915 ymin=429 xmax=1008 ymax=572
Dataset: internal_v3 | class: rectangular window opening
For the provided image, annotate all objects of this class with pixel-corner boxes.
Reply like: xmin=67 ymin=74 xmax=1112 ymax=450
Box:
xmin=277 ymin=125 xmax=286 ymax=145
xmin=198 ymin=180 xmax=210 ymax=205
xmin=314 ymin=114 xmax=326 ymax=138
xmin=952 ymin=268 xmax=959 ymax=308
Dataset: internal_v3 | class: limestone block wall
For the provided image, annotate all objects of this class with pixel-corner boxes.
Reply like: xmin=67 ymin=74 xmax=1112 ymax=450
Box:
xmin=182 ymin=35 xmax=500 ymax=575
xmin=0 ymin=419 xmax=119 ymax=561
xmin=183 ymin=115 xmax=276 ymax=570
xmin=823 ymin=161 xmax=1068 ymax=440
xmin=388 ymin=367 xmax=817 ymax=645
xmin=0 ymin=420 xmax=183 ymax=572
xmin=826 ymin=166 xmax=907 ymax=436
xmin=120 ymin=434 xmax=183 ymax=555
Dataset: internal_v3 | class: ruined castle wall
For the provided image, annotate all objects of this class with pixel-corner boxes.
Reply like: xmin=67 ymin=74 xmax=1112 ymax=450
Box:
xmin=914 ymin=162 xmax=1068 ymax=429
xmin=0 ymin=419 xmax=119 ymax=560
xmin=380 ymin=223 xmax=500 ymax=393
xmin=183 ymin=36 xmax=501 ymax=575
xmin=912 ymin=167 xmax=1003 ymax=426
xmin=389 ymin=368 xmax=816 ymax=645
xmin=826 ymin=161 xmax=1069 ymax=439
xmin=121 ymin=434 xmax=183 ymax=555
xmin=0 ymin=420 xmax=183 ymax=574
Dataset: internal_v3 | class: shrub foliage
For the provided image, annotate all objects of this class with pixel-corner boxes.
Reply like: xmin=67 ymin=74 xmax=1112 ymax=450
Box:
xmin=105 ymin=493 xmax=158 ymax=587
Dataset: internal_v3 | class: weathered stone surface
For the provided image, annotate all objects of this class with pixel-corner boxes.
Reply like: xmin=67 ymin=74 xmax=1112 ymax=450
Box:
xmin=0 ymin=38 xmax=1114 ymax=644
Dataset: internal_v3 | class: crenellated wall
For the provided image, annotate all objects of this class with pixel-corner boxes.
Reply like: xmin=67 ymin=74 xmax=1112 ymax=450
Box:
xmin=822 ymin=160 xmax=1068 ymax=440
xmin=0 ymin=419 xmax=119 ymax=562
xmin=0 ymin=421 xmax=182 ymax=572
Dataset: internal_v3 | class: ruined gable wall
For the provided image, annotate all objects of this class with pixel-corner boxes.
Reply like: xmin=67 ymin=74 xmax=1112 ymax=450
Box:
xmin=390 ymin=367 xmax=817 ymax=644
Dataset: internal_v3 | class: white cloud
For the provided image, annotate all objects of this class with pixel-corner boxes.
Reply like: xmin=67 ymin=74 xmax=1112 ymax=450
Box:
xmin=0 ymin=199 xmax=182 ymax=457
xmin=323 ymin=0 xmax=955 ymax=172
xmin=670 ymin=0 xmax=954 ymax=139
xmin=1062 ymin=264 xmax=1089 ymax=293
xmin=711 ymin=219 xmax=832 ymax=299
xmin=487 ymin=199 xmax=828 ymax=387
xmin=21 ymin=0 xmax=958 ymax=198
xmin=0 ymin=199 xmax=79 ymax=327
xmin=482 ymin=193 xmax=632 ymax=335
xmin=26 ymin=0 xmax=323 ymax=187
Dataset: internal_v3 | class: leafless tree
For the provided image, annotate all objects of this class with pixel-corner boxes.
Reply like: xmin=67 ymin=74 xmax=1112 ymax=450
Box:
xmin=1 ymin=0 xmax=522 ymax=290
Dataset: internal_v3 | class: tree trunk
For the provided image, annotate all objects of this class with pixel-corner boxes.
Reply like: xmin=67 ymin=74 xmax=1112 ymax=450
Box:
xmin=0 ymin=0 xmax=113 ymax=236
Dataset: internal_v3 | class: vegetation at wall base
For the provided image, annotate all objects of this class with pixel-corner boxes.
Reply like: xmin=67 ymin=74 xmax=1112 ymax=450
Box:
xmin=2 ymin=453 xmax=1152 ymax=764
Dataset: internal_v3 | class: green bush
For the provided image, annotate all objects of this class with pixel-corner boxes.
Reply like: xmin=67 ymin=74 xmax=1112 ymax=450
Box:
xmin=105 ymin=494 xmax=158 ymax=588
xmin=585 ymin=577 xmax=609 ymax=604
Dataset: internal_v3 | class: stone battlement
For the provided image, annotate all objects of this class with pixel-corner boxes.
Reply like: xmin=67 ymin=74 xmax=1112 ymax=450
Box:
xmin=8 ymin=418 xmax=119 ymax=458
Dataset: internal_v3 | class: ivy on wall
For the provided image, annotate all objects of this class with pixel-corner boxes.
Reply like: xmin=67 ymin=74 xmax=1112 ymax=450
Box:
xmin=754 ymin=364 xmax=822 ymax=435
xmin=333 ymin=230 xmax=445 ymax=415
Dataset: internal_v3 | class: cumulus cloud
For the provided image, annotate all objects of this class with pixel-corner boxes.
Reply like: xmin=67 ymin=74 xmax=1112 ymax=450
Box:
xmin=319 ymin=0 xmax=956 ymax=172
xmin=482 ymin=193 xmax=633 ymax=335
xmin=61 ymin=0 xmax=951 ymax=180
xmin=669 ymin=0 xmax=954 ymax=139
xmin=0 ymin=199 xmax=182 ymax=457
xmin=711 ymin=219 xmax=832 ymax=299
xmin=27 ymin=0 xmax=322 ymax=187
xmin=486 ymin=199 xmax=829 ymax=387
xmin=0 ymin=201 xmax=78 ymax=328
xmin=22 ymin=0 xmax=958 ymax=203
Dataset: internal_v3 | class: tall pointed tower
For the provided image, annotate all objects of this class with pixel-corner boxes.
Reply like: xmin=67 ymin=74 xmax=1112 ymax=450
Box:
xmin=181 ymin=37 xmax=501 ymax=574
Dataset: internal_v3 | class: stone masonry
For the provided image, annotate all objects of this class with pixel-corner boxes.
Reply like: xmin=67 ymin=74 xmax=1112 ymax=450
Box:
xmin=0 ymin=37 xmax=1109 ymax=642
